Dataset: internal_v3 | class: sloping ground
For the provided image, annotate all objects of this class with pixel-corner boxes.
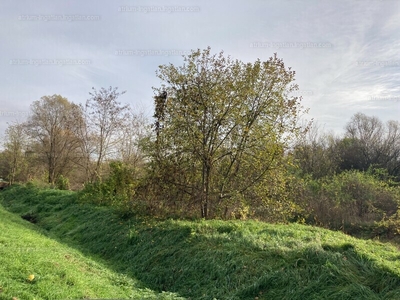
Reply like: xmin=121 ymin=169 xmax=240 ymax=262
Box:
xmin=0 ymin=201 xmax=183 ymax=299
xmin=2 ymin=185 xmax=400 ymax=299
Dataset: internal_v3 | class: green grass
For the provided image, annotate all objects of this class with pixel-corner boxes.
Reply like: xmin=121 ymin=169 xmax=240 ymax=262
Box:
xmin=0 ymin=191 xmax=183 ymax=299
xmin=2 ymin=185 xmax=400 ymax=299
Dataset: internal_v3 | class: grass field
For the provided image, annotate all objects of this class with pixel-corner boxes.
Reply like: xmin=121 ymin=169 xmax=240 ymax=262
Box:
xmin=2 ymin=185 xmax=400 ymax=299
xmin=0 ymin=194 xmax=183 ymax=299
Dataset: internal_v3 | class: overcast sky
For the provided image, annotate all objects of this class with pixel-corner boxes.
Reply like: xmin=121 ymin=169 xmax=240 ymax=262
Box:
xmin=1 ymin=0 xmax=400 ymax=139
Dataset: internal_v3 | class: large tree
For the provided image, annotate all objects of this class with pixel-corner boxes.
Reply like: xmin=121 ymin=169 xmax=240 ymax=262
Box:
xmin=151 ymin=48 xmax=307 ymax=218
xmin=25 ymin=95 xmax=83 ymax=184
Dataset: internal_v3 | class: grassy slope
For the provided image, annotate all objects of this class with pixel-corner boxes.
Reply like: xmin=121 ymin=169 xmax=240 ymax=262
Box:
xmin=2 ymin=186 xmax=400 ymax=299
xmin=0 ymin=196 xmax=183 ymax=299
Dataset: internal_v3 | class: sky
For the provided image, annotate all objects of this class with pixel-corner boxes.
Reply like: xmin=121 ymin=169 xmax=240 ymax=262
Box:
xmin=1 ymin=0 xmax=400 ymax=140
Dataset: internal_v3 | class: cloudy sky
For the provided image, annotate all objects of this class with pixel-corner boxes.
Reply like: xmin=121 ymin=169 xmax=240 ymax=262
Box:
xmin=1 ymin=0 xmax=400 ymax=139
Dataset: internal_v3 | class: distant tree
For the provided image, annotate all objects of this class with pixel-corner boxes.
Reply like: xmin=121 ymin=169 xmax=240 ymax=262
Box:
xmin=293 ymin=123 xmax=339 ymax=179
xmin=334 ymin=137 xmax=368 ymax=171
xmin=0 ymin=151 xmax=6 ymax=179
xmin=2 ymin=122 xmax=28 ymax=184
xmin=80 ymin=87 xmax=130 ymax=182
xmin=343 ymin=113 xmax=400 ymax=179
xmin=118 ymin=111 xmax=149 ymax=168
xmin=380 ymin=120 xmax=400 ymax=179
xmin=345 ymin=113 xmax=384 ymax=169
xmin=150 ymin=48 xmax=307 ymax=218
xmin=25 ymin=95 xmax=83 ymax=184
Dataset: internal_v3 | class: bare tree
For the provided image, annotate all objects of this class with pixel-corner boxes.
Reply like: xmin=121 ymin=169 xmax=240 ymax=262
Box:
xmin=343 ymin=113 xmax=400 ymax=176
xmin=82 ymin=87 xmax=130 ymax=181
xmin=118 ymin=110 xmax=149 ymax=168
xmin=345 ymin=113 xmax=384 ymax=168
xmin=380 ymin=120 xmax=400 ymax=178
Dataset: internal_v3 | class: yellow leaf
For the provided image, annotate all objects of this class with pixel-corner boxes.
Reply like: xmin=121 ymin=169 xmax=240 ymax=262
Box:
xmin=27 ymin=274 xmax=35 ymax=281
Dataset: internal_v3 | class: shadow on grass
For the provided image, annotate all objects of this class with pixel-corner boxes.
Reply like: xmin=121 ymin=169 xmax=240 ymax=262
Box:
xmin=2 ymin=186 xmax=400 ymax=299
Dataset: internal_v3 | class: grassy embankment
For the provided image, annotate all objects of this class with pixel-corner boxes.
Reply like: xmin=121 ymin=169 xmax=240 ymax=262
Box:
xmin=0 ymin=188 xmax=182 ymax=299
xmin=2 ymin=185 xmax=400 ymax=299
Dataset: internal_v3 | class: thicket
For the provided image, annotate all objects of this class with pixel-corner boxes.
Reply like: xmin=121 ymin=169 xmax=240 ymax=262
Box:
xmin=295 ymin=170 xmax=400 ymax=233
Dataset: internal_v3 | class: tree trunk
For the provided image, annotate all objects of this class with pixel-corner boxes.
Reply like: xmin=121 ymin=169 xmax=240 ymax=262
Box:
xmin=200 ymin=158 xmax=212 ymax=219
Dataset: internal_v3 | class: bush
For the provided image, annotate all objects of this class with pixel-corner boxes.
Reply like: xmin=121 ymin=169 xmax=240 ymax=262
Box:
xmin=78 ymin=161 xmax=139 ymax=211
xmin=301 ymin=170 xmax=400 ymax=232
xmin=56 ymin=175 xmax=70 ymax=190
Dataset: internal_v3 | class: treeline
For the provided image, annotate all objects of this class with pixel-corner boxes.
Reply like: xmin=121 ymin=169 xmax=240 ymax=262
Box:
xmin=1 ymin=48 xmax=399 ymax=234
xmin=295 ymin=113 xmax=400 ymax=181
xmin=292 ymin=113 xmax=400 ymax=234
xmin=0 ymin=87 xmax=147 ymax=188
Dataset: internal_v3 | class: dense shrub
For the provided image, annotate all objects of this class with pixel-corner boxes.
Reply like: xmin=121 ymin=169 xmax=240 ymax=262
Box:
xmin=299 ymin=170 xmax=400 ymax=232
xmin=78 ymin=161 xmax=139 ymax=212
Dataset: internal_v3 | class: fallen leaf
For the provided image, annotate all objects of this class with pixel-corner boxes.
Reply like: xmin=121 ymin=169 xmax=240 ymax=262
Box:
xmin=27 ymin=274 xmax=35 ymax=281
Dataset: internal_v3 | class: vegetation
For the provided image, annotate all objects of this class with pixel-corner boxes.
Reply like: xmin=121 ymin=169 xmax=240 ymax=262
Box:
xmin=150 ymin=48 xmax=306 ymax=218
xmin=3 ymin=185 xmax=400 ymax=299
xmin=295 ymin=170 xmax=400 ymax=233
xmin=24 ymin=95 xmax=83 ymax=184
xmin=0 ymin=47 xmax=399 ymax=230
xmin=293 ymin=114 xmax=400 ymax=181
xmin=1 ymin=122 xmax=28 ymax=185
xmin=0 ymin=196 xmax=182 ymax=299
xmin=80 ymin=86 xmax=131 ymax=182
